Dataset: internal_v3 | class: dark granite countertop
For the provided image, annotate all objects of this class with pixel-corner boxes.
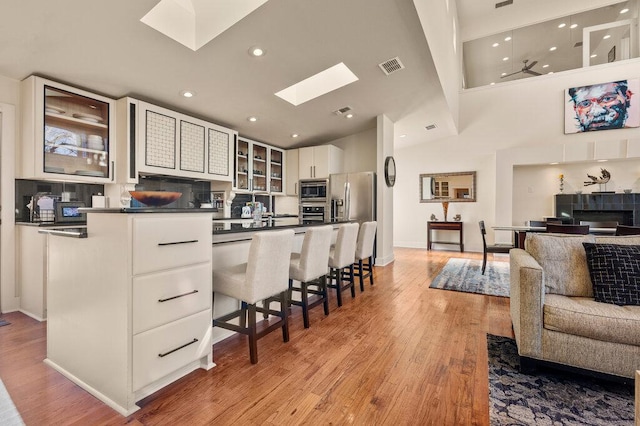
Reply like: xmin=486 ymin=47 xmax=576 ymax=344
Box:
xmin=79 ymin=207 xmax=219 ymax=213
xmin=16 ymin=221 xmax=87 ymax=227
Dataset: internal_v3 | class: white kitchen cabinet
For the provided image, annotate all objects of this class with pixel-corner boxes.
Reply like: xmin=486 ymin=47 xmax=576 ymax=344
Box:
xmin=20 ymin=75 xmax=116 ymax=183
xmin=235 ymin=137 xmax=285 ymax=194
xmin=286 ymin=148 xmax=299 ymax=196
xmin=298 ymin=145 xmax=344 ymax=179
xmin=16 ymin=225 xmax=48 ymax=321
xmin=45 ymin=212 xmax=214 ymax=416
xmin=117 ymin=98 xmax=235 ymax=183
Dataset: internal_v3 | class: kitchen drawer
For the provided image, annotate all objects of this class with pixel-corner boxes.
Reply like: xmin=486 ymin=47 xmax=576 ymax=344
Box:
xmin=133 ymin=309 xmax=211 ymax=391
xmin=133 ymin=215 xmax=211 ymax=275
xmin=133 ymin=263 xmax=211 ymax=334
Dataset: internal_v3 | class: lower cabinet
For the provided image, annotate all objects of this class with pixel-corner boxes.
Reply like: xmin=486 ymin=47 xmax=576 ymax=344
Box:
xmin=45 ymin=212 xmax=213 ymax=416
xmin=16 ymin=225 xmax=47 ymax=321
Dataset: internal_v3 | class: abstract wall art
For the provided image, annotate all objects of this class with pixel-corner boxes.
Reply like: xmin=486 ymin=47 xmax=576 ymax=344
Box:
xmin=564 ymin=79 xmax=639 ymax=134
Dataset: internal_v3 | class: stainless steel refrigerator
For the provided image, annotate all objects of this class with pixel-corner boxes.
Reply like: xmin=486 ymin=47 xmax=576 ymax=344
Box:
xmin=329 ymin=172 xmax=376 ymax=223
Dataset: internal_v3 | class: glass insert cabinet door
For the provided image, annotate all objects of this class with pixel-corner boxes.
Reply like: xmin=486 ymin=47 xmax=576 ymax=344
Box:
xmin=43 ymin=85 xmax=111 ymax=179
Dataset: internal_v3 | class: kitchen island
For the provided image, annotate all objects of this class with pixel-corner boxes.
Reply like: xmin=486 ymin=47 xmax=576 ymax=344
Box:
xmin=45 ymin=209 xmax=215 ymax=416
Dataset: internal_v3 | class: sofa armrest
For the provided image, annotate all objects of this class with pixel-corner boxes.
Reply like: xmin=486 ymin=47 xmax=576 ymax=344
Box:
xmin=510 ymin=248 xmax=544 ymax=358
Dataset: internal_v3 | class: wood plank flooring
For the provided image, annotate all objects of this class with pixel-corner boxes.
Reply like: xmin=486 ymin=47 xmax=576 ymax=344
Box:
xmin=0 ymin=248 xmax=512 ymax=425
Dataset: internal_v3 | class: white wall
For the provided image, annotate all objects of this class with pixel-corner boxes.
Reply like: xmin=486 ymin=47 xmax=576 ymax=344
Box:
xmin=329 ymin=127 xmax=377 ymax=173
xmin=394 ymin=58 xmax=640 ymax=253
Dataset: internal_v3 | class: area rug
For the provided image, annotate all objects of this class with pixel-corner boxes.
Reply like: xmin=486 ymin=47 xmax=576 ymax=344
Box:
xmin=0 ymin=319 xmax=10 ymax=327
xmin=429 ymin=258 xmax=510 ymax=297
xmin=0 ymin=379 xmax=24 ymax=426
xmin=487 ymin=334 xmax=634 ymax=425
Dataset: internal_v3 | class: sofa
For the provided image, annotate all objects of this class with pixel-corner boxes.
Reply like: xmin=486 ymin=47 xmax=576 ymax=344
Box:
xmin=509 ymin=233 xmax=640 ymax=380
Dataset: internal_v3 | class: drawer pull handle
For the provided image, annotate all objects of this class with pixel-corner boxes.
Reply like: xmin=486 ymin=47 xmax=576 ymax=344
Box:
xmin=158 ymin=289 xmax=199 ymax=303
xmin=158 ymin=338 xmax=198 ymax=358
xmin=158 ymin=239 xmax=199 ymax=246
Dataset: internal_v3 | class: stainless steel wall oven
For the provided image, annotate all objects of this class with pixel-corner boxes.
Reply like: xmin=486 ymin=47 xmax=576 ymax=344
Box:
xmin=299 ymin=178 xmax=330 ymax=223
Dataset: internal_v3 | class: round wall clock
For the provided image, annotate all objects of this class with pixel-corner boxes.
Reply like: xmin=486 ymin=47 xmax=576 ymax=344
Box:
xmin=384 ymin=156 xmax=396 ymax=187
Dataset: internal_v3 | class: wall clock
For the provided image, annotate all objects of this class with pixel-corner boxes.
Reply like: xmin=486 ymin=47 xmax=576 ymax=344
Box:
xmin=384 ymin=156 xmax=396 ymax=187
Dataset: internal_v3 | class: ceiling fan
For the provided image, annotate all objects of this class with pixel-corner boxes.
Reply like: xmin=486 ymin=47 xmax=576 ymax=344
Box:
xmin=501 ymin=59 xmax=542 ymax=78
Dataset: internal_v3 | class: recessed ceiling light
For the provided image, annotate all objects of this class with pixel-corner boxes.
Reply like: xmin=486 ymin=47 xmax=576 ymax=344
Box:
xmin=501 ymin=72 xmax=507 ymax=76
xmin=558 ymin=23 xmax=566 ymax=28
xmin=502 ymin=56 xmax=509 ymax=61
xmin=492 ymin=42 xmax=499 ymax=47
xmin=597 ymin=159 xmax=608 ymax=162
xmin=399 ymin=134 xmax=406 ymax=138
xmin=504 ymin=36 xmax=511 ymax=41
xmin=345 ymin=113 xmax=354 ymax=119
xmin=542 ymin=64 xmax=549 ymax=68
xmin=620 ymin=8 xmax=629 ymax=14
xmin=548 ymin=71 xmax=554 ymax=75
xmin=603 ymin=34 xmax=611 ymax=40
xmin=181 ymin=90 xmax=195 ymax=98
xmin=570 ymin=24 xmax=578 ymax=29
xmin=490 ymin=82 xmax=496 ymax=85
xmin=549 ymin=46 xmax=557 ymax=51
xmin=249 ymin=46 xmax=265 ymax=57
xmin=247 ymin=116 xmax=258 ymax=122
xmin=291 ymin=133 xmax=299 ymax=138
xmin=550 ymin=162 xmax=559 ymax=165
xmin=590 ymin=54 xmax=597 ymax=58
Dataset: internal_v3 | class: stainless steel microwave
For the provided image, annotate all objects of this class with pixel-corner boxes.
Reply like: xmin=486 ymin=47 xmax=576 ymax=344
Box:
xmin=299 ymin=178 xmax=328 ymax=202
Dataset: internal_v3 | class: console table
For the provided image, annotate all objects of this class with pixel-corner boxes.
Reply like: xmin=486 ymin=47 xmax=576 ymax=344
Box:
xmin=427 ymin=221 xmax=463 ymax=252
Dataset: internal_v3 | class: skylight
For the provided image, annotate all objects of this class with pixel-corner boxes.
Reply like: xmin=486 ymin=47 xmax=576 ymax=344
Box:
xmin=275 ymin=63 xmax=359 ymax=106
xmin=141 ymin=0 xmax=269 ymax=51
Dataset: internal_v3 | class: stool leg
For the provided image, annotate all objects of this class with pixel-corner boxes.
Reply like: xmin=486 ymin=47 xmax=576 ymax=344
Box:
xmin=368 ymin=256 xmax=374 ymax=286
xmin=301 ymin=280 xmax=310 ymax=329
xmin=240 ymin=301 xmax=247 ymax=328
xmin=248 ymin=304 xmax=258 ymax=364
xmin=280 ymin=290 xmax=290 ymax=342
xmin=358 ymin=259 xmax=365 ymax=292
xmin=482 ymin=251 xmax=488 ymax=275
xmin=321 ymin=275 xmax=330 ymax=315
xmin=349 ymin=264 xmax=356 ymax=298
xmin=333 ymin=268 xmax=343 ymax=307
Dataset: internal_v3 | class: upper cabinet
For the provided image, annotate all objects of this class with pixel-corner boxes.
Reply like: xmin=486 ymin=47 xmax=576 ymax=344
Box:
xmin=116 ymin=98 xmax=235 ymax=183
xmin=234 ymin=137 xmax=286 ymax=194
xmin=20 ymin=76 xmax=115 ymax=182
xmin=285 ymin=149 xmax=299 ymax=196
xmin=297 ymin=145 xmax=344 ymax=179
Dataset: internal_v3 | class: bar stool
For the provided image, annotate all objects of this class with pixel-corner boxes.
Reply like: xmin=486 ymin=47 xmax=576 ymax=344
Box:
xmin=353 ymin=221 xmax=377 ymax=291
xmin=327 ymin=222 xmax=359 ymax=307
xmin=288 ymin=225 xmax=333 ymax=328
xmin=212 ymin=229 xmax=294 ymax=364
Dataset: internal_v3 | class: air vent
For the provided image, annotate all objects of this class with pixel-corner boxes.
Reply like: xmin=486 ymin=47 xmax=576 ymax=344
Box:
xmin=425 ymin=124 xmax=437 ymax=130
xmin=574 ymin=41 xmax=583 ymax=48
xmin=495 ymin=0 xmax=513 ymax=8
xmin=378 ymin=57 xmax=405 ymax=76
xmin=333 ymin=106 xmax=352 ymax=116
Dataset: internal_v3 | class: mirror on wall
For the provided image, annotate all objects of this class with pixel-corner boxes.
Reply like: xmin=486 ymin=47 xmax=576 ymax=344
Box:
xmin=419 ymin=171 xmax=476 ymax=203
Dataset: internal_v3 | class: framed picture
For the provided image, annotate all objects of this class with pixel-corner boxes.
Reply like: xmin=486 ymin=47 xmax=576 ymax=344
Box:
xmin=564 ymin=79 xmax=640 ymax=134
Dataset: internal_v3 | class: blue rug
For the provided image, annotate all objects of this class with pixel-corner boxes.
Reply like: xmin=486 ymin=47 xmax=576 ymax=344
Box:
xmin=488 ymin=334 xmax=634 ymax=425
xmin=429 ymin=258 xmax=510 ymax=297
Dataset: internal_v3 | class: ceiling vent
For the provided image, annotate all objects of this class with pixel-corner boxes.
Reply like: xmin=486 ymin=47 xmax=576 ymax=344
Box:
xmin=425 ymin=124 xmax=437 ymax=130
xmin=574 ymin=41 xmax=583 ymax=48
xmin=378 ymin=57 xmax=405 ymax=76
xmin=333 ymin=106 xmax=352 ymax=116
xmin=495 ymin=0 xmax=513 ymax=8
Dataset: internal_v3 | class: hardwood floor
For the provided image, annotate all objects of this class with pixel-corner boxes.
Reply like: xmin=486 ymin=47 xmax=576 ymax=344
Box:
xmin=0 ymin=248 xmax=513 ymax=425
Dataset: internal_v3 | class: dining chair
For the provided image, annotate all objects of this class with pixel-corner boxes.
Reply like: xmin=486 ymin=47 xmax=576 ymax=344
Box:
xmin=545 ymin=223 xmax=589 ymax=234
xmin=479 ymin=220 xmax=514 ymax=275
xmin=212 ymin=229 xmax=294 ymax=364
xmin=615 ymin=224 xmax=640 ymax=236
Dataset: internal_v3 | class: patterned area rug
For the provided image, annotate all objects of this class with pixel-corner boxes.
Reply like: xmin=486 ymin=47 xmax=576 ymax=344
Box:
xmin=488 ymin=334 xmax=634 ymax=425
xmin=0 ymin=319 xmax=10 ymax=327
xmin=0 ymin=379 xmax=24 ymax=425
xmin=429 ymin=258 xmax=510 ymax=297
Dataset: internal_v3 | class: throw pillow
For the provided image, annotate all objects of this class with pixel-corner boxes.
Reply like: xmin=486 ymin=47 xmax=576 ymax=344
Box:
xmin=526 ymin=233 xmax=595 ymax=296
xmin=582 ymin=243 xmax=640 ymax=306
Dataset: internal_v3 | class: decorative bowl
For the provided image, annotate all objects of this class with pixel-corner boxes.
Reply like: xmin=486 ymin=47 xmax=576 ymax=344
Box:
xmin=129 ymin=191 xmax=182 ymax=207
xmin=623 ymin=189 xmax=632 ymax=194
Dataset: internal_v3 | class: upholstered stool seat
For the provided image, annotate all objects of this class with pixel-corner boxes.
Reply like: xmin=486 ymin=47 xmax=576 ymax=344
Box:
xmin=287 ymin=225 xmax=333 ymax=328
xmin=353 ymin=221 xmax=377 ymax=291
xmin=327 ymin=222 xmax=359 ymax=307
xmin=212 ymin=229 xmax=294 ymax=364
